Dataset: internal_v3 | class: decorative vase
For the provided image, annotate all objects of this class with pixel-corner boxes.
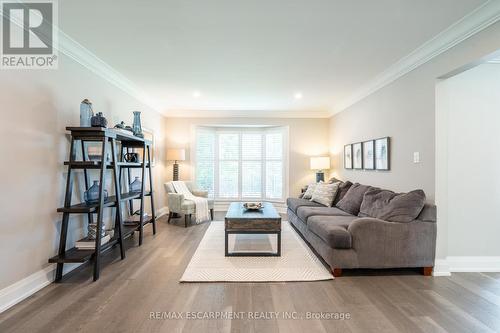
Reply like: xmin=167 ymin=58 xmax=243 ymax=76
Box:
xmin=132 ymin=111 xmax=144 ymax=138
xmin=91 ymin=112 xmax=108 ymax=128
xmin=84 ymin=180 xmax=108 ymax=204
xmin=130 ymin=176 xmax=142 ymax=192
xmin=79 ymin=99 xmax=94 ymax=127
xmin=87 ymin=223 xmax=106 ymax=240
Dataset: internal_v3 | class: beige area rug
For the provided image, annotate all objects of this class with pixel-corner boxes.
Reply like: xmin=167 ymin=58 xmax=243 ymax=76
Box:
xmin=180 ymin=221 xmax=333 ymax=282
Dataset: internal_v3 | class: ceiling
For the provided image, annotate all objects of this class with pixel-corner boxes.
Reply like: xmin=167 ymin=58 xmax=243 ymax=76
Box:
xmin=59 ymin=0 xmax=487 ymax=117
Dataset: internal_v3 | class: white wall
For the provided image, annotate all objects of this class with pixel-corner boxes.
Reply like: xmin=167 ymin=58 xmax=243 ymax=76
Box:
xmin=436 ymin=64 xmax=500 ymax=259
xmin=0 ymin=54 xmax=168 ymax=293
xmin=329 ymin=21 xmax=500 ymax=203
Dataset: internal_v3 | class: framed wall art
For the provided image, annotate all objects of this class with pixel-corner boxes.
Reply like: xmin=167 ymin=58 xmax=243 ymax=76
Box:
xmin=375 ymin=137 xmax=390 ymax=170
xmin=352 ymin=142 xmax=363 ymax=169
xmin=344 ymin=144 xmax=352 ymax=169
xmin=363 ymin=140 xmax=375 ymax=170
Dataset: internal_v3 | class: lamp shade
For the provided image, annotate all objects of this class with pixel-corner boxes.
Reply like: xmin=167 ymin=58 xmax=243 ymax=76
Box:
xmin=166 ymin=148 xmax=186 ymax=161
xmin=310 ymin=156 xmax=330 ymax=170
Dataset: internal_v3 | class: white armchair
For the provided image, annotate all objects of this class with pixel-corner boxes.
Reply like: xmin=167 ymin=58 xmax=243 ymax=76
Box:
xmin=164 ymin=181 xmax=214 ymax=227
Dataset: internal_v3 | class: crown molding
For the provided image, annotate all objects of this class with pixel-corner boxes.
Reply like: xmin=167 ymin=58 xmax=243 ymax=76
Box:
xmin=162 ymin=109 xmax=331 ymax=118
xmin=331 ymin=0 xmax=500 ymax=116
xmin=56 ymin=29 xmax=160 ymax=112
xmin=0 ymin=1 xmax=160 ymax=112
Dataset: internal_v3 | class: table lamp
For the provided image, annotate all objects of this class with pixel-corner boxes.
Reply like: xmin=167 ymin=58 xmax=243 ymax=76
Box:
xmin=167 ymin=148 xmax=186 ymax=181
xmin=310 ymin=156 xmax=330 ymax=182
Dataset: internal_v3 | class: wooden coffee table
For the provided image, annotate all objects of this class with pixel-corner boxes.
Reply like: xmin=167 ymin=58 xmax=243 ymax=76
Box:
xmin=225 ymin=202 xmax=282 ymax=256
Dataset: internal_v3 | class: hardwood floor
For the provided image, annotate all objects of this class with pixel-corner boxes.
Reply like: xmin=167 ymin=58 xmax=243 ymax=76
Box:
xmin=1 ymin=213 xmax=500 ymax=333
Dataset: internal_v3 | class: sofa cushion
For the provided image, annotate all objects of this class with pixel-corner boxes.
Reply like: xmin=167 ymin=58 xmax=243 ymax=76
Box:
xmin=287 ymin=198 xmax=323 ymax=214
xmin=335 ymin=183 xmax=372 ymax=215
xmin=333 ymin=181 xmax=353 ymax=205
xmin=307 ymin=215 xmax=357 ymax=249
xmin=311 ymin=182 xmax=340 ymax=207
xmin=302 ymin=182 xmax=320 ymax=200
xmin=359 ymin=188 xmax=426 ymax=223
xmin=297 ymin=206 xmax=351 ymax=222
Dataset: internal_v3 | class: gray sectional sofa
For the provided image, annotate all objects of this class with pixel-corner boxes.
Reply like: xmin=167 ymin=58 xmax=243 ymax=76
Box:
xmin=287 ymin=182 xmax=437 ymax=276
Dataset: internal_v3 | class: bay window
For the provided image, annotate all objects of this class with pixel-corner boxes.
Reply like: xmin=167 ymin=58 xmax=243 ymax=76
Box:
xmin=194 ymin=126 xmax=287 ymax=201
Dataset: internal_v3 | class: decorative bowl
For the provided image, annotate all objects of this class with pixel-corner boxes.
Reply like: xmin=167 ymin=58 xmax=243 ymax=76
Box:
xmin=243 ymin=202 xmax=263 ymax=210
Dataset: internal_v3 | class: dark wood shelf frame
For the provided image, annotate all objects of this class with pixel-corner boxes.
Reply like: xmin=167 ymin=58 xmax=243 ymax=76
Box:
xmin=51 ymin=127 xmax=157 ymax=282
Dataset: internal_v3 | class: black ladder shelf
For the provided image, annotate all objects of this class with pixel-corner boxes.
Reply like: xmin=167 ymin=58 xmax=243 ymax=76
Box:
xmin=49 ymin=127 xmax=156 ymax=282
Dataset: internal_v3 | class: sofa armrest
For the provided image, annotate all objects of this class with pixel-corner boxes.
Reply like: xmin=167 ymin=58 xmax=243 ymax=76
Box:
xmin=167 ymin=193 xmax=185 ymax=213
xmin=347 ymin=217 xmax=436 ymax=268
xmin=191 ymin=189 xmax=208 ymax=198
xmin=348 ymin=217 xmax=395 ymax=232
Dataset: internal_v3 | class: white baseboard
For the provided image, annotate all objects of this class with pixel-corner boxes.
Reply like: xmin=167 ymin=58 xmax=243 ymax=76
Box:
xmin=433 ymin=259 xmax=452 ymax=276
xmin=156 ymin=206 xmax=168 ymax=218
xmin=0 ymin=206 xmax=168 ymax=314
xmin=433 ymin=256 xmax=500 ymax=276
xmin=0 ymin=263 xmax=80 ymax=314
xmin=446 ymin=256 xmax=500 ymax=272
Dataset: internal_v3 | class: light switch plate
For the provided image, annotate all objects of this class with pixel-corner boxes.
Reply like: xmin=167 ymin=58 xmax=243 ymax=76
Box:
xmin=413 ymin=152 xmax=420 ymax=163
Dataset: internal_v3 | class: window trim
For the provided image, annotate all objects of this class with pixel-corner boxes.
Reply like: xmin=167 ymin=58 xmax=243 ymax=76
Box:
xmin=191 ymin=125 xmax=289 ymax=203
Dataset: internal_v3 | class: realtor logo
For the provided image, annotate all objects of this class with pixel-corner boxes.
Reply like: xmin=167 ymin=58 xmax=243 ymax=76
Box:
xmin=1 ymin=0 xmax=58 ymax=69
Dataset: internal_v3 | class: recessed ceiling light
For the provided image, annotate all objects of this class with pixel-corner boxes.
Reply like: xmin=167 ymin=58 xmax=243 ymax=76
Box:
xmin=192 ymin=91 xmax=201 ymax=98
xmin=294 ymin=92 xmax=303 ymax=100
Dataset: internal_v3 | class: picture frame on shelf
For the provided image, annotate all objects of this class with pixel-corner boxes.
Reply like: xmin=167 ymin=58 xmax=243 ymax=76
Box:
xmin=375 ymin=137 xmax=390 ymax=170
xmin=363 ymin=140 xmax=375 ymax=170
xmin=352 ymin=142 xmax=363 ymax=169
xmin=344 ymin=144 xmax=353 ymax=169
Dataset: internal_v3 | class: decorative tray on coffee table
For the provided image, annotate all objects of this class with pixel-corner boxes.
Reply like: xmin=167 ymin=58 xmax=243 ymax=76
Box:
xmin=243 ymin=202 xmax=263 ymax=210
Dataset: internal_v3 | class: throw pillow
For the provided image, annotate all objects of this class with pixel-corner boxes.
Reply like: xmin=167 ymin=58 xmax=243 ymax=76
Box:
xmin=327 ymin=177 xmax=342 ymax=184
xmin=335 ymin=183 xmax=372 ymax=215
xmin=333 ymin=180 xmax=353 ymax=205
xmin=302 ymin=182 xmax=320 ymax=200
xmin=358 ymin=188 xmax=426 ymax=222
xmin=311 ymin=182 xmax=340 ymax=207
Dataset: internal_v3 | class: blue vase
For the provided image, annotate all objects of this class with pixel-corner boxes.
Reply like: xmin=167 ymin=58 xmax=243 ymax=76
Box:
xmin=130 ymin=176 xmax=142 ymax=192
xmin=132 ymin=111 xmax=144 ymax=138
xmin=80 ymin=99 xmax=93 ymax=127
xmin=84 ymin=180 xmax=108 ymax=204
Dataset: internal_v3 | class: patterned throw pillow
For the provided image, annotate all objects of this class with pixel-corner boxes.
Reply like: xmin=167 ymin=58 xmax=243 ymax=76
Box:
xmin=302 ymin=182 xmax=320 ymax=200
xmin=311 ymin=182 xmax=340 ymax=207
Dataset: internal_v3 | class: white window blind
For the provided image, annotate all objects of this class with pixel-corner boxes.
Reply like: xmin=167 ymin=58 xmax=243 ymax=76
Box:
xmin=242 ymin=133 xmax=262 ymax=198
xmin=218 ymin=133 xmax=239 ymax=198
xmin=265 ymin=132 xmax=283 ymax=199
xmin=194 ymin=127 xmax=286 ymax=201
xmin=195 ymin=129 xmax=215 ymax=196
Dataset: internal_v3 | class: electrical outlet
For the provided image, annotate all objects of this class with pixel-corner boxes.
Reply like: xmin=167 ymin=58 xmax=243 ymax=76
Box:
xmin=413 ymin=152 xmax=420 ymax=163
